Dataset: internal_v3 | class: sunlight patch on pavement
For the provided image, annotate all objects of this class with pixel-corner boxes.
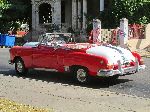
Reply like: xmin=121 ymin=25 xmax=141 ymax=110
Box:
xmin=0 ymin=98 xmax=52 ymax=112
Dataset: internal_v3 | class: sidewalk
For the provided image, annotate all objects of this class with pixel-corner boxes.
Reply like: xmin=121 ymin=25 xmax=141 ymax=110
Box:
xmin=136 ymin=49 xmax=150 ymax=58
xmin=0 ymin=74 xmax=150 ymax=112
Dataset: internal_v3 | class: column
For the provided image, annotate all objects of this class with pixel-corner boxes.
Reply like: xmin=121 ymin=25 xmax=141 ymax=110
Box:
xmin=119 ymin=18 xmax=128 ymax=48
xmin=92 ymin=19 xmax=101 ymax=43
xmin=82 ymin=0 xmax=87 ymax=29
xmin=77 ymin=0 xmax=81 ymax=29
xmin=35 ymin=6 xmax=39 ymax=30
xmin=31 ymin=1 xmax=36 ymax=30
xmin=100 ymin=0 xmax=104 ymax=11
xmin=53 ymin=0 xmax=61 ymax=31
xmin=72 ymin=0 xmax=77 ymax=30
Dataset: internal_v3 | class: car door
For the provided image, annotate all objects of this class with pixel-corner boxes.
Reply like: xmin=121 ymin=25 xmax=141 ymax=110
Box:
xmin=53 ymin=46 xmax=72 ymax=71
xmin=32 ymin=44 xmax=57 ymax=69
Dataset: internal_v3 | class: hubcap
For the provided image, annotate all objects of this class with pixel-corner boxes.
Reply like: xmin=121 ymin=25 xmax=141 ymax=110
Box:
xmin=16 ymin=61 xmax=23 ymax=73
xmin=76 ymin=69 xmax=87 ymax=83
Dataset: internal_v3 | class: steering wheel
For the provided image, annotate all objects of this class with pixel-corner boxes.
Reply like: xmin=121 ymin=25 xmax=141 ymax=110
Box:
xmin=67 ymin=37 xmax=76 ymax=43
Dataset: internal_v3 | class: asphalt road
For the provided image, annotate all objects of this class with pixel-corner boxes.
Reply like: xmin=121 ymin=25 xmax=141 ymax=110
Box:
xmin=0 ymin=48 xmax=150 ymax=98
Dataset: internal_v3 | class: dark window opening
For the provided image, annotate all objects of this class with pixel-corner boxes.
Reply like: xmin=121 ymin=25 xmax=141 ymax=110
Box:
xmin=61 ymin=1 xmax=65 ymax=23
xmin=39 ymin=3 xmax=52 ymax=24
xmin=104 ymin=0 xmax=109 ymax=10
xmin=87 ymin=0 xmax=100 ymax=17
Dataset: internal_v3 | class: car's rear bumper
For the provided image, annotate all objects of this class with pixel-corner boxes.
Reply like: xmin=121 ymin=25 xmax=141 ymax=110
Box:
xmin=97 ymin=64 xmax=146 ymax=77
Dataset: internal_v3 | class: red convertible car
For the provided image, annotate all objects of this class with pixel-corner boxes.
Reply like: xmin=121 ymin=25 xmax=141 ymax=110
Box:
xmin=9 ymin=33 xmax=146 ymax=83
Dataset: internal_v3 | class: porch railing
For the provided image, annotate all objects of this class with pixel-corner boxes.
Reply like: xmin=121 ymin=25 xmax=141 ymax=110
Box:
xmin=128 ymin=24 xmax=145 ymax=39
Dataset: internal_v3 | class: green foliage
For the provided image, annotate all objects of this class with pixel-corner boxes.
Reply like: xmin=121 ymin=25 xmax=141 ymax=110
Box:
xmin=0 ymin=0 xmax=10 ymax=10
xmin=0 ymin=0 xmax=31 ymax=33
xmin=0 ymin=0 xmax=11 ymax=17
xmin=99 ymin=0 xmax=150 ymax=28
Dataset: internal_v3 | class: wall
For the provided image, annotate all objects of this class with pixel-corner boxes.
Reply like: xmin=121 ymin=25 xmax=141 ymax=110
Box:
xmin=101 ymin=29 xmax=114 ymax=43
xmin=65 ymin=0 xmax=72 ymax=25
xmin=127 ymin=24 xmax=150 ymax=51
xmin=101 ymin=24 xmax=150 ymax=51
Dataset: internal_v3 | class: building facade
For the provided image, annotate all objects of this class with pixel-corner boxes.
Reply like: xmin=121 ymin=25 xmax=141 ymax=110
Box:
xmin=31 ymin=0 xmax=108 ymax=32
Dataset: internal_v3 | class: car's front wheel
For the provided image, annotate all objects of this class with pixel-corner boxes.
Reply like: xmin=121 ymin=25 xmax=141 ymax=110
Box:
xmin=15 ymin=58 xmax=28 ymax=75
xmin=74 ymin=67 xmax=89 ymax=84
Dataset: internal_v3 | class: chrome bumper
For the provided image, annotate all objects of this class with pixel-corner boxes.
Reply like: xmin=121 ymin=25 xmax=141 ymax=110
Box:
xmin=97 ymin=65 xmax=146 ymax=77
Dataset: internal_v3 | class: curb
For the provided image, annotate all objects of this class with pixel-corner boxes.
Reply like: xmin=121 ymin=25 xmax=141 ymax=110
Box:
xmin=0 ymin=46 xmax=12 ymax=48
xmin=141 ymin=55 xmax=150 ymax=58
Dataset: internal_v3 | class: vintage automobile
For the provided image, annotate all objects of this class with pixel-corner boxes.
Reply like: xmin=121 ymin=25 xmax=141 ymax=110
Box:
xmin=9 ymin=33 xmax=146 ymax=83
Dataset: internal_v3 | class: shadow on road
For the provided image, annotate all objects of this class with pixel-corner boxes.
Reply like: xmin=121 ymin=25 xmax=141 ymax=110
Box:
xmin=0 ymin=69 xmax=132 ymax=89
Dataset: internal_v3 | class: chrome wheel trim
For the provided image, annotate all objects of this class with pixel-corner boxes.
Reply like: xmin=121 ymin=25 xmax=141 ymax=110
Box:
xmin=16 ymin=61 xmax=23 ymax=73
xmin=76 ymin=69 xmax=87 ymax=83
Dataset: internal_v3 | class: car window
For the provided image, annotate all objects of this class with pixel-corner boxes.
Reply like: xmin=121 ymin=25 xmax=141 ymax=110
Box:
xmin=23 ymin=42 xmax=39 ymax=47
xmin=38 ymin=33 xmax=72 ymax=46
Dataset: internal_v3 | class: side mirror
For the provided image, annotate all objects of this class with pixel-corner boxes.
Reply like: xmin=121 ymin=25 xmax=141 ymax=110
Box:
xmin=37 ymin=44 xmax=42 ymax=49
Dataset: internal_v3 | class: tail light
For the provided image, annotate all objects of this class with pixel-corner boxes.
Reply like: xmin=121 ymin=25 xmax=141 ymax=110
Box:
xmin=113 ymin=65 xmax=118 ymax=70
xmin=140 ymin=58 xmax=144 ymax=65
xmin=130 ymin=61 xmax=135 ymax=66
xmin=106 ymin=64 xmax=114 ymax=69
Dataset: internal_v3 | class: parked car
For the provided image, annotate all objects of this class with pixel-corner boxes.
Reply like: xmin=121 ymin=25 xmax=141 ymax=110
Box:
xmin=9 ymin=33 xmax=146 ymax=84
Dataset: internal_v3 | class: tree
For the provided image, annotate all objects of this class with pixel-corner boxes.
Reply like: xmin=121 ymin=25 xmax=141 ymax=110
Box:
xmin=0 ymin=0 xmax=11 ymax=17
xmin=0 ymin=0 xmax=11 ymax=33
xmin=99 ymin=0 xmax=150 ymax=28
xmin=0 ymin=0 xmax=31 ymax=33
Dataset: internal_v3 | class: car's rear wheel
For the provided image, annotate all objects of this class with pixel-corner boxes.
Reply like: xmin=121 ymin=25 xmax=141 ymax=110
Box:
xmin=15 ymin=58 xmax=28 ymax=75
xmin=74 ymin=67 xmax=89 ymax=84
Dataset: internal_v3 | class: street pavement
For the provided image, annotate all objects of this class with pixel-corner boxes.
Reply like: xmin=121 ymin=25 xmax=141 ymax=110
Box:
xmin=0 ymin=48 xmax=150 ymax=98
xmin=0 ymin=48 xmax=150 ymax=112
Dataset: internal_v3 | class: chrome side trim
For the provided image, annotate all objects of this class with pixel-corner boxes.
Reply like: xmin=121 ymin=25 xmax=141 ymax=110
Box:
xmin=34 ymin=68 xmax=58 ymax=72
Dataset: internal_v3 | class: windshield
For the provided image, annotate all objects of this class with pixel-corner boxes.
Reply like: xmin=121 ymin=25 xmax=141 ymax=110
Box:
xmin=36 ymin=33 xmax=94 ymax=49
xmin=38 ymin=33 xmax=72 ymax=45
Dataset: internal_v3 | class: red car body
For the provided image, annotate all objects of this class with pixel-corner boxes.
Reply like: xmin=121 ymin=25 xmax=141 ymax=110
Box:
xmin=9 ymin=44 xmax=109 ymax=75
xmin=9 ymin=33 xmax=146 ymax=83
